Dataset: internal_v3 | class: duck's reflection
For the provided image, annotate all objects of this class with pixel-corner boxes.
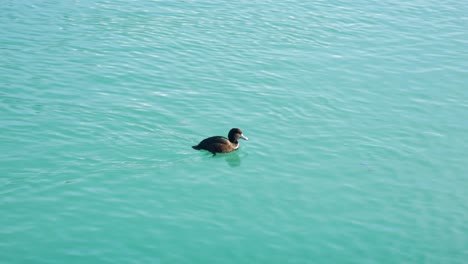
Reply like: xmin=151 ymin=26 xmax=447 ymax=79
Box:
xmin=208 ymin=150 xmax=245 ymax=167
xmin=224 ymin=151 xmax=242 ymax=167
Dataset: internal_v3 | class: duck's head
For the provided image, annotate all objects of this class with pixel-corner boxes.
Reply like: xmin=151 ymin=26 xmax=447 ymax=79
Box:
xmin=228 ymin=128 xmax=248 ymax=143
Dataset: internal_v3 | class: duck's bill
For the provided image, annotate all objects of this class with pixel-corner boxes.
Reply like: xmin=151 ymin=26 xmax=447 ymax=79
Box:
xmin=240 ymin=134 xmax=248 ymax=140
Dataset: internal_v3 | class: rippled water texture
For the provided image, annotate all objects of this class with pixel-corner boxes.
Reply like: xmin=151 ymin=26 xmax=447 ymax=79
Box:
xmin=1 ymin=0 xmax=467 ymax=263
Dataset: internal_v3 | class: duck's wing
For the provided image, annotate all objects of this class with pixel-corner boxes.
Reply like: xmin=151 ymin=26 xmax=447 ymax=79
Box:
xmin=197 ymin=136 xmax=229 ymax=147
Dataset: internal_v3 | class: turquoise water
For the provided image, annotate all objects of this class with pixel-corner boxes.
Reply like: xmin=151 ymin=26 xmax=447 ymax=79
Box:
xmin=1 ymin=0 xmax=467 ymax=263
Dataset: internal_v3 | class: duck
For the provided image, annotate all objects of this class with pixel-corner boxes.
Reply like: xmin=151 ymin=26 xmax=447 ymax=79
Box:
xmin=192 ymin=128 xmax=248 ymax=156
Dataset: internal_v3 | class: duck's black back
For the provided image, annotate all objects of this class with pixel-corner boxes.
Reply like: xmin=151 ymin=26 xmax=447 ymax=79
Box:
xmin=192 ymin=136 xmax=235 ymax=154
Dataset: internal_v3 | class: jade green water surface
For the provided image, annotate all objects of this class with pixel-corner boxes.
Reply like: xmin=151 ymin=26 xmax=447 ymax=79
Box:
xmin=1 ymin=0 xmax=467 ymax=263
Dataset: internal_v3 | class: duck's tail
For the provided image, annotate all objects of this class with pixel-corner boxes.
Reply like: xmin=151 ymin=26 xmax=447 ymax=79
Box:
xmin=192 ymin=145 xmax=201 ymax=150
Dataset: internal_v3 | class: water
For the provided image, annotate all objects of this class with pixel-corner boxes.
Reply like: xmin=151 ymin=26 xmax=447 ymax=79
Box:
xmin=1 ymin=0 xmax=467 ymax=263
